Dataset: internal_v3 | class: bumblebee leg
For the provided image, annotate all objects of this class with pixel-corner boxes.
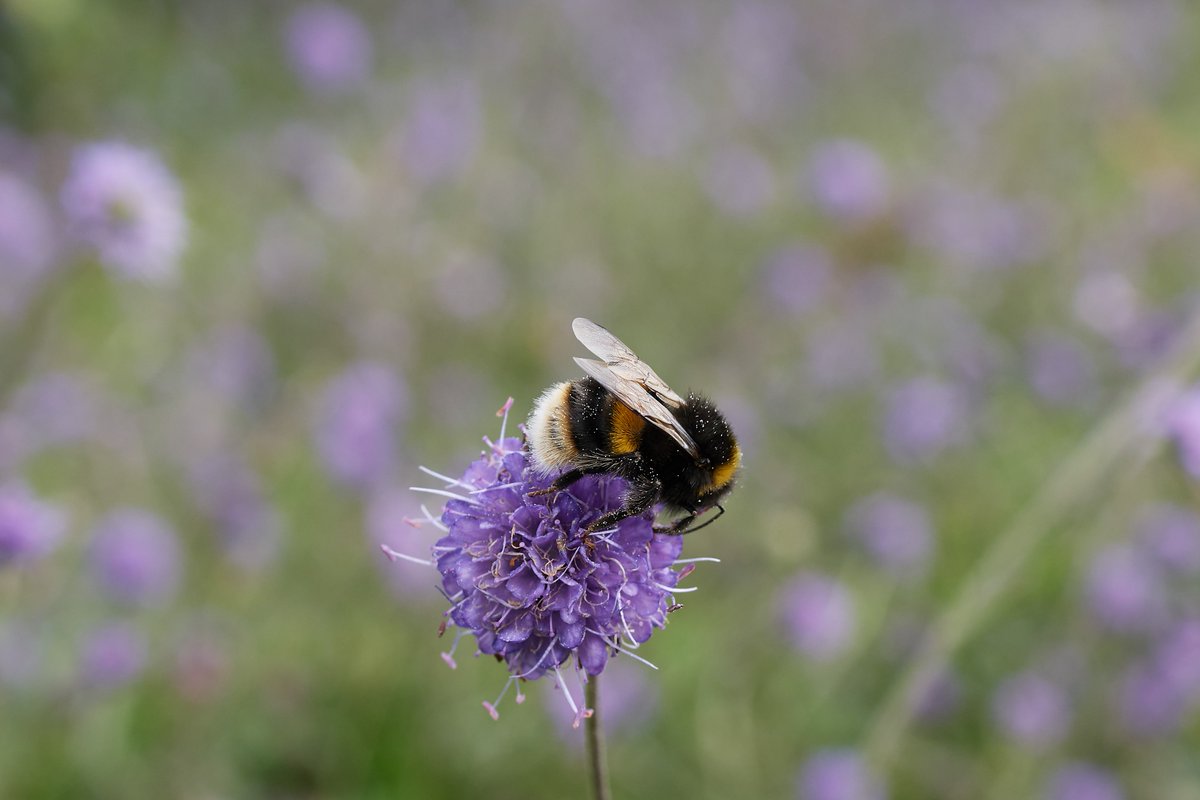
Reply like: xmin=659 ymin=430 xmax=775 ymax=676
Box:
xmin=660 ymin=504 xmax=725 ymax=536
xmin=526 ymin=468 xmax=586 ymax=497
xmin=583 ymin=474 xmax=660 ymax=535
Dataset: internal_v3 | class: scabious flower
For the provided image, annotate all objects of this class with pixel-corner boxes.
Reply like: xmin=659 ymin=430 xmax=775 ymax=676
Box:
xmin=396 ymin=75 xmax=482 ymax=186
xmin=314 ymin=361 xmax=406 ymax=491
xmin=1166 ymin=385 xmax=1200 ymax=478
xmin=78 ymin=622 xmax=147 ymax=689
xmin=0 ymin=482 xmax=67 ymax=567
xmin=60 ymin=141 xmax=187 ymax=281
xmin=1136 ymin=503 xmax=1200 ymax=575
xmin=881 ymin=377 xmax=971 ymax=465
xmin=1083 ymin=543 xmax=1167 ymax=636
xmin=796 ymin=748 xmax=887 ymax=800
xmin=1044 ymin=763 xmax=1125 ymax=800
xmin=0 ymin=172 xmax=57 ymax=318
xmin=779 ymin=572 xmax=856 ymax=662
xmin=89 ymin=508 xmax=182 ymax=607
xmin=188 ymin=454 xmax=281 ymax=571
xmin=805 ymin=139 xmax=890 ymax=224
xmin=284 ymin=3 xmax=373 ymax=95
xmin=760 ymin=244 xmax=833 ymax=317
xmin=1025 ymin=332 xmax=1098 ymax=408
xmin=992 ymin=671 xmax=1071 ymax=750
xmin=843 ymin=492 xmax=934 ymax=578
xmin=393 ymin=401 xmax=700 ymax=722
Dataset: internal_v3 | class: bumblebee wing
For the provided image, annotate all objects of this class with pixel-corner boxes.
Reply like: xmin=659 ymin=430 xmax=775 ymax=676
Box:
xmin=572 ymin=318 xmax=686 ymax=408
xmin=574 ymin=356 xmax=701 ymax=458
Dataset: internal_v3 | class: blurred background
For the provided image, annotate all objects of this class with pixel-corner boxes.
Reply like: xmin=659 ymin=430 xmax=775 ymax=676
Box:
xmin=3 ymin=0 xmax=1200 ymax=797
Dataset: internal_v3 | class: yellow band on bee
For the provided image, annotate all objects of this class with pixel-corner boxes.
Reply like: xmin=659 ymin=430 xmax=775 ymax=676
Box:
xmin=709 ymin=445 xmax=741 ymax=491
xmin=608 ymin=400 xmax=645 ymax=455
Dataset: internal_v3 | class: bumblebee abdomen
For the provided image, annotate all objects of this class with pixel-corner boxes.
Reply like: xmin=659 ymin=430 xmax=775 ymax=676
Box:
xmin=526 ymin=381 xmax=577 ymax=472
xmin=527 ymin=377 xmax=647 ymax=473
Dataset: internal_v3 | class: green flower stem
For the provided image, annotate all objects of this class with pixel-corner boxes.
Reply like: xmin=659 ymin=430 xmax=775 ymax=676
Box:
xmin=864 ymin=304 xmax=1200 ymax=772
xmin=585 ymin=675 xmax=612 ymax=800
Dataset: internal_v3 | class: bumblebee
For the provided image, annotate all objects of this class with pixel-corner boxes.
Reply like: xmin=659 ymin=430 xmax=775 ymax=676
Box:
xmin=526 ymin=318 xmax=740 ymax=535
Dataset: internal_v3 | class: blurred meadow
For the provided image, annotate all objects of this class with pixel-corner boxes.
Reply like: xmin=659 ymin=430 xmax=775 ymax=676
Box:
xmin=3 ymin=0 xmax=1200 ymax=798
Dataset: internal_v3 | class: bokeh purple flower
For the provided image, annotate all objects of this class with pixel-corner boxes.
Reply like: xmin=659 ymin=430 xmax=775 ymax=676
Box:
xmin=423 ymin=421 xmax=694 ymax=720
xmin=188 ymin=454 xmax=282 ymax=571
xmin=1044 ymin=762 xmax=1125 ymax=800
xmin=78 ymin=622 xmax=147 ymax=689
xmin=805 ymin=139 xmax=890 ymax=223
xmin=89 ymin=508 xmax=182 ymax=607
xmin=843 ymin=492 xmax=935 ymax=578
xmin=1083 ymin=543 xmax=1167 ymax=636
xmin=314 ymin=361 xmax=405 ymax=491
xmin=0 ymin=482 xmax=67 ymax=567
xmin=760 ymin=244 xmax=833 ymax=317
xmin=1026 ymin=332 xmax=1098 ymax=408
xmin=796 ymin=748 xmax=886 ymax=800
xmin=60 ymin=141 xmax=187 ymax=281
xmin=882 ymin=377 xmax=971 ymax=464
xmin=0 ymin=172 xmax=57 ymax=317
xmin=1165 ymin=385 xmax=1200 ymax=478
xmin=284 ymin=3 xmax=373 ymax=95
xmin=992 ymin=671 xmax=1071 ymax=749
xmin=397 ymin=75 xmax=482 ymax=186
xmin=1136 ymin=503 xmax=1200 ymax=575
xmin=780 ymin=572 xmax=856 ymax=661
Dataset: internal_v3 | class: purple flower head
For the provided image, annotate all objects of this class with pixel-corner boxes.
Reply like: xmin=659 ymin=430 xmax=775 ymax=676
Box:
xmin=0 ymin=482 xmax=67 ymax=567
xmin=1083 ymin=543 xmax=1168 ymax=636
xmin=410 ymin=402 xmax=698 ymax=722
xmin=1136 ymin=503 xmax=1200 ymax=575
xmin=89 ymin=508 xmax=182 ymax=607
xmin=185 ymin=325 xmax=277 ymax=415
xmin=397 ymin=75 xmax=481 ymax=186
xmin=760 ymin=244 xmax=833 ymax=317
xmin=188 ymin=455 xmax=281 ymax=571
xmin=992 ymin=671 xmax=1071 ymax=750
xmin=314 ymin=361 xmax=406 ymax=491
xmin=703 ymin=144 xmax=776 ymax=219
xmin=907 ymin=185 xmax=1044 ymax=273
xmin=805 ymin=139 xmax=890 ymax=223
xmin=796 ymin=748 xmax=887 ymax=800
xmin=1166 ymin=386 xmax=1200 ymax=478
xmin=843 ymin=492 xmax=934 ymax=578
xmin=881 ymin=377 xmax=971 ymax=465
xmin=78 ymin=622 xmax=147 ymax=689
xmin=1117 ymin=658 xmax=1187 ymax=737
xmin=1044 ymin=763 xmax=1125 ymax=800
xmin=60 ymin=141 xmax=187 ymax=281
xmin=780 ymin=572 xmax=856 ymax=661
xmin=0 ymin=172 xmax=57 ymax=317
xmin=1147 ymin=618 xmax=1200 ymax=706
xmin=1025 ymin=333 xmax=1098 ymax=408
xmin=284 ymin=3 xmax=373 ymax=95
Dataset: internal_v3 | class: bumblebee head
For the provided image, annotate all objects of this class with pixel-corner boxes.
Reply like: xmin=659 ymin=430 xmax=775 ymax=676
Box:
xmin=676 ymin=393 xmax=741 ymax=509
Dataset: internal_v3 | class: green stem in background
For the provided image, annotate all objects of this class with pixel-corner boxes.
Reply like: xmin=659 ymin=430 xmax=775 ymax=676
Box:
xmin=864 ymin=305 xmax=1200 ymax=773
xmin=585 ymin=676 xmax=612 ymax=800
